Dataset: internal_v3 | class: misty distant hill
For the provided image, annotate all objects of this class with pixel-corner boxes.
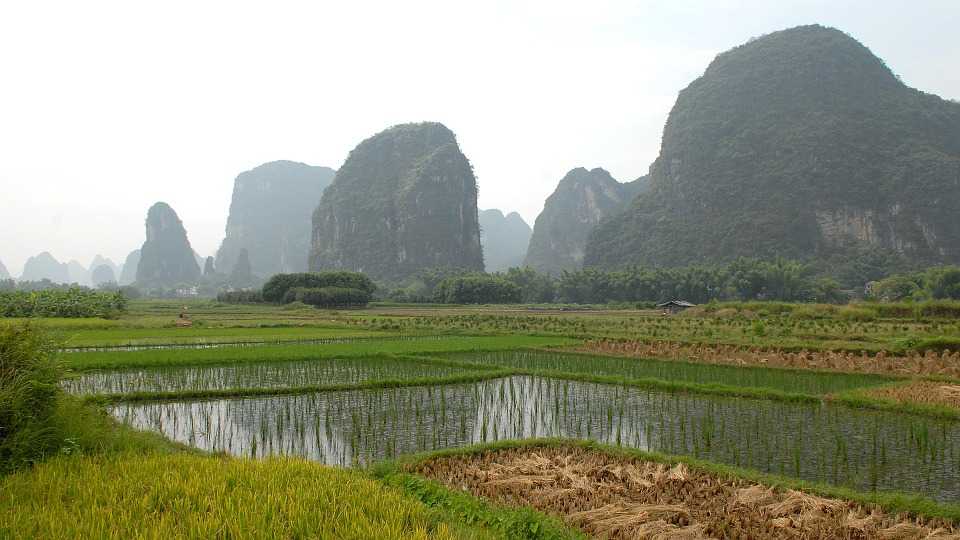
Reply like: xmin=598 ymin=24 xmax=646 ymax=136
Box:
xmin=525 ymin=168 xmax=644 ymax=274
xmin=20 ymin=252 xmax=70 ymax=283
xmin=217 ymin=160 xmax=335 ymax=278
xmin=587 ymin=25 xmax=960 ymax=271
xmin=0 ymin=259 xmax=9 ymax=280
xmin=118 ymin=250 xmax=140 ymax=286
xmin=479 ymin=209 xmax=532 ymax=272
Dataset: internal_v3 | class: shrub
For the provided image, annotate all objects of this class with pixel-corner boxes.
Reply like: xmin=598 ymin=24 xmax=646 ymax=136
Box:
xmin=288 ymin=287 xmax=371 ymax=308
xmin=216 ymin=290 xmax=264 ymax=304
xmin=262 ymin=272 xmax=376 ymax=304
xmin=0 ymin=324 xmax=63 ymax=473
xmin=433 ymin=274 xmax=522 ymax=304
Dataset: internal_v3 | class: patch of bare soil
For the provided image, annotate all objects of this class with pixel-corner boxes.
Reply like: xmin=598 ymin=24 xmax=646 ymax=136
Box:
xmin=414 ymin=446 xmax=959 ymax=539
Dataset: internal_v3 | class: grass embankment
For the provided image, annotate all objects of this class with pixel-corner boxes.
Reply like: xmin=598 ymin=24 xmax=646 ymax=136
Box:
xmin=402 ymin=439 xmax=960 ymax=538
xmin=0 ymin=453 xmax=489 ymax=540
xmin=64 ymin=335 xmax=577 ymax=371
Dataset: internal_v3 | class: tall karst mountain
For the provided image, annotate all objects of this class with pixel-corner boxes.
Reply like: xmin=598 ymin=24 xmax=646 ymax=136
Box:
xmin=310 ymin=122 xmax=484 ymax=281
xmin=136 ymin=202 xmax=201 ymax=287
xmin=217 ymin=160 xmax=335 ymax=278
xmin=525 ymin=168 xmax=648 ymax=274
xmin=0 ymin=259 xmax=10 ymax=280
xmin=586 ymin=25 xmax=960 ymax=270
xmin=479 ymin=209 xmax=532 ymax=272
xmin=20 ymin=252 xmax=70 ymax=283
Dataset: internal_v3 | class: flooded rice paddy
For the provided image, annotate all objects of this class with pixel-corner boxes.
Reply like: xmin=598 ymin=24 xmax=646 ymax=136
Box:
xmin=66 ymin=356 xmax=474 ymax=395
xmin=111 ymin=375 xmax=960 ymax=502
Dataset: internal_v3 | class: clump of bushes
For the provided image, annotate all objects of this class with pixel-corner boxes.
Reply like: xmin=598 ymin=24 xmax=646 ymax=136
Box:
xmin=433 ymin=274 xmax=522 ymax=304
xmin=0 ymin=288 xmax=127 ymax=318
xmin=216 ymin=290 xmax=263 ymax=304
xmin=262 ymin=272 xmax=376 ymax=304
xmin=284 ymin=287 xmax=372 ymax=308
xmin=0 ymin=323 xmax=62 ymax=473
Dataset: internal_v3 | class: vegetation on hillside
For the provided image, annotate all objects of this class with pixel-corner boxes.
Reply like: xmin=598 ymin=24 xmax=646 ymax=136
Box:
xmin=587 ymin=25 xmax=960 ymax=271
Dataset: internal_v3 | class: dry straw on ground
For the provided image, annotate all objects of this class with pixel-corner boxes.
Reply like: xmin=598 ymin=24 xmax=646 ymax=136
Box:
xmin=864 ymin=381 xmax=960 ymax=410
xmin=415 ymin=446 xmax=959 ymax=539
xmin=578 ymin=340 xmax=960 ymax=379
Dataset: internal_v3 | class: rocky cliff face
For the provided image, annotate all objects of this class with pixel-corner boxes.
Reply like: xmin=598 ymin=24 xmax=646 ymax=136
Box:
xmin=136 ymin=202 xmax=201 ymax=287
xmin=216 ymin=160 xmax=335 ymax=278
xmin=525 ymin=168 xmax=645 ymax=274
xmin=586 ymin=25 xmax=960 ymax=270
xmin=479 ymin=209 xmax=532 ymax=272
xmin=118 ymin=250 xmax=140 ymax=286
xmin=310 ymin=122 xmax=483 ymax=281
xmin=20 ymin=252 xmax=70 ymax=283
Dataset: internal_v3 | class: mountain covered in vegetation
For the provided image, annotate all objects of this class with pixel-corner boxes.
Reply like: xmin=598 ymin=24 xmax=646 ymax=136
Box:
xmin=216 ymin=160 xmax=335 ymax=278
xmin=479 ymin=209 xmax=532 ymax=272
xmin=136 ymin=202 xmax=201 ymax=287
xmin=586 ymin=25 xmax=960 ymax=272
xmin=525 ymin=168 xmax=648 ymax=274
xmin=118 ymin=250 xmax=140 ymax=285
xmin=310 ymin=122 xmax=483 ymax=281
xmin=20 ymin=252 xmax=70 ymax=283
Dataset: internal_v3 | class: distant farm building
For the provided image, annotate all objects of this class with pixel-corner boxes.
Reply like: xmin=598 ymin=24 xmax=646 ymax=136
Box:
xmin=657 ymin=300 xmax=696 ymax=314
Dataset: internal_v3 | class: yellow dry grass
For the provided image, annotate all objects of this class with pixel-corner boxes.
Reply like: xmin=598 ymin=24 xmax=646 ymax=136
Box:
xmin=579 ymin=340 xmax=960 ymax=378
xmin=864 ymin=381 xmax=960 ymax=411
xmin=414 ymin=446 xmax=959 ymax=540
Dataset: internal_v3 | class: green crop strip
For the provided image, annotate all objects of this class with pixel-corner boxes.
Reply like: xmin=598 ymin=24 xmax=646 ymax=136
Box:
xmin=64 ymin=335 xmax=578 ymax=371
xmin=393 ymin=438 xmax=960 ymax=523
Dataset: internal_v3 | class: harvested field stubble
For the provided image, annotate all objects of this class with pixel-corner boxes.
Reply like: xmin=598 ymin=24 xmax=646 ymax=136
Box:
xmin=581 ymin=340 xmax=960 ymax=378
xmin=415 ymin=447 xmax=960 ymax=539
xmin=864 ymin=381 xmax=960 ymax=411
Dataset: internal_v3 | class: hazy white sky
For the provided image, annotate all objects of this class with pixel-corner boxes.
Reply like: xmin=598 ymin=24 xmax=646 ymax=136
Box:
xmin=1 ymin=0 xmax=958 ymax=276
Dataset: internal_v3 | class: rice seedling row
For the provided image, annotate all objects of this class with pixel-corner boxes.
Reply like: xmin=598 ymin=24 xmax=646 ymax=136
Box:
xmin=437 ymin=350 xmax=896 ymax=395
xmin=65 ymin=335 xmax=576 ymax=371
xmin=64 ymin=355 xmax=491 ymax=396
xmin=61 ymin=333 xmax=446 ymax=353
xmin=110 ymin=376 xmax=960 ymax=502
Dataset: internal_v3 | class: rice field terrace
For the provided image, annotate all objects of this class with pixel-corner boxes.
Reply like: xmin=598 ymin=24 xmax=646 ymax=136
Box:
xmin=64 ymin=355 xmax=494 ymax=397
xmin=110 ymin=375 xmax=960 ymax=502
xmin=7 ymin=301 xmax=960 ymax=537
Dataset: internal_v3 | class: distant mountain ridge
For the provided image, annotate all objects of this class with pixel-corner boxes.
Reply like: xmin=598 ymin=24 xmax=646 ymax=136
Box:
xmin=586 ymin=25 xmax=960 ymax=271
xmin=479 ymin=209 xmax=532 ymax=272
xmin=525 ymin=167 xmax=646 ymax=274
xmin=20 ymin=252 xmax=70 ymax=283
